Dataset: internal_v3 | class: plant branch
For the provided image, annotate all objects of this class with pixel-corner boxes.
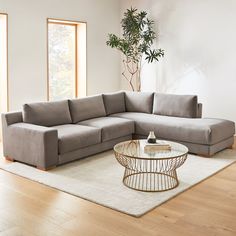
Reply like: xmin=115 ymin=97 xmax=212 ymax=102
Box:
xmin=106 ymin=7 xmax=164 ymax=91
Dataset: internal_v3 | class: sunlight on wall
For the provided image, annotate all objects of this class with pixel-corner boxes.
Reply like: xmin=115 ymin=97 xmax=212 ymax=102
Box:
xmin=121 ymin=0 xmax=236 ymax=123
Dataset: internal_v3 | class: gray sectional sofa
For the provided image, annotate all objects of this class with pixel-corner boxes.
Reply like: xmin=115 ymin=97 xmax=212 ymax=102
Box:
xmin=1 ymin=91 xmax=235 ymax=170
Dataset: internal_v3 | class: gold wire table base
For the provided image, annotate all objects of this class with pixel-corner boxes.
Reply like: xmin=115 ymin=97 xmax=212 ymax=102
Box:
xmin=114 ymin=140 xmax=188 ymax=192
xmin=123 ymin=168 xmax=179 ymax=192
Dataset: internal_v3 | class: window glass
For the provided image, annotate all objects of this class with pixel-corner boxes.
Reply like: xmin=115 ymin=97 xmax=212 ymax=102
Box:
xmin=48 ymin=23 xmax=76 ymax=101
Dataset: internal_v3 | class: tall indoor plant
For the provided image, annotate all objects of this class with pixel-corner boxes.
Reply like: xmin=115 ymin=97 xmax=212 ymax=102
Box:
xmin=106 ymin=7 xmax=164 ymax=91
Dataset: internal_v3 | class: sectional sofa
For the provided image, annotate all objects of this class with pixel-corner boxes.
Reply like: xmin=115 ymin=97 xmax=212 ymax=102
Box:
xmin=1 ymin=91 xmax=235 ymax=170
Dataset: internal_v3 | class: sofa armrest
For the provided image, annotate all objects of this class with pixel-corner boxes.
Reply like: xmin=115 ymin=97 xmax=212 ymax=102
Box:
xmin=3 ymin=122 xmax=58 ymax=169
xmin=197 ymin=103 xmax=203 ymax=118
xmin=2 ymin=111 xmax=23 ymax=125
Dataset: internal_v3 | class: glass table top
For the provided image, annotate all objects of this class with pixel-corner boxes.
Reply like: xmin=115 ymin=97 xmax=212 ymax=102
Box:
xmin=114 ymin=139 xmax=188 ymax=160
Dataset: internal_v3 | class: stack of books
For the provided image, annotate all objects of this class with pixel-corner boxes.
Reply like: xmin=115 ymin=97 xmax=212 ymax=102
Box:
xmin=144 ymin=141 xmax=171 ymax=152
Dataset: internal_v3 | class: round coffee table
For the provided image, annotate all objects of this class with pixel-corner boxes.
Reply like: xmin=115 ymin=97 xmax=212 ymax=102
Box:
xmin=114 ymin=140 xmax=188 ymax=192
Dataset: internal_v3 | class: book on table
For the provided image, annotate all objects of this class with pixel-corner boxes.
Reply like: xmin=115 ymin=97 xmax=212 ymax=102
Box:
xmin=144 ymin=141 xmax=171 ymax=152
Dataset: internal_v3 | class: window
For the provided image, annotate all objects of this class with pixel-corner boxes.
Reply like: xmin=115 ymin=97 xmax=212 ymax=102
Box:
xmin=47 ymin=19 xmax=86 ymax=101
xmin=0 ymin=13 xmax=8 ymax=113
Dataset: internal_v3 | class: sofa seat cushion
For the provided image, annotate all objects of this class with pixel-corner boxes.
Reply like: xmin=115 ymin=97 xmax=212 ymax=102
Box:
xmin=78 ymin=117 xmax=135 ymax=142
xmin=54 ymin=124 xmax=101 ymax=154
xmin=23 ymin=100 xmax=72 ymax=127
xmin=110 ymin=112 xmax=235 ymax=145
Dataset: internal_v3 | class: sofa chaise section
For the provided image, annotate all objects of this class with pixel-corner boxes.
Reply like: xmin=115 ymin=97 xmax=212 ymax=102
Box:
xmin=108 ymin=92 xmax=234 ymax=156
xmin=110 ymin=112 xmax=234 ymax=156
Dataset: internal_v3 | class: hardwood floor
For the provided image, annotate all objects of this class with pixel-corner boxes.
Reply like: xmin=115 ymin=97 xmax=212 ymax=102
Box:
xmin=0 ymin=144 xmax=236 ymax=235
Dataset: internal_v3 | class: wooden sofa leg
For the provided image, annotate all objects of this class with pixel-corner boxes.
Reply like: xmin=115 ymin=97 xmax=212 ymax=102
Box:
xmin=37 ymin=166 xmax=56 ymax=171
xmin=199 ymin=154 xmax=212 ymax=158
xmin=5 ymin=157 xmax=14 ymax=162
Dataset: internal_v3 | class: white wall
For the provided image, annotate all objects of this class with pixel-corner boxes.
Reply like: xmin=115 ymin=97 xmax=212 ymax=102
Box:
xmin=121 ymin=0 xmax=236 ymax=123
xmin=0 ymin=0 xmax=121 ymax=110
xmin=0 ymin=14 xmax=7 ymax=112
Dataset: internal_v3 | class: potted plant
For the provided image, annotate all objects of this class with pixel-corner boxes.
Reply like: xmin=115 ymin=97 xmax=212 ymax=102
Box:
xmin=106 ymin=7 xmax=164 ymax=91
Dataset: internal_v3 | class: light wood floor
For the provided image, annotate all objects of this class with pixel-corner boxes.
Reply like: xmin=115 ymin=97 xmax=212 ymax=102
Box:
xmin=0 ymin=143 xmax=236 ymax=236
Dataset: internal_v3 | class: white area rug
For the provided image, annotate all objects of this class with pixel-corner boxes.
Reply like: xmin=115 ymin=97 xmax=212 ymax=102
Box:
xmin=0 ymin=149 xmax=236 ymax=217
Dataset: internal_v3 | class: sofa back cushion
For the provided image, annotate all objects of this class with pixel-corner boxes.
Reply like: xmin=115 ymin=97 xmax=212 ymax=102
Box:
xmin=153 ymin=93 xmax=198 ymax=118
xmin=125 ymin=91 xmax=154 ymax=113
xmin=23 ymin=100 xmax=72 ymax=127
xmin=69 ymin=95 xmax=106 ymax=123
xmin=103 ymin=91 xmax=126 ymax=115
